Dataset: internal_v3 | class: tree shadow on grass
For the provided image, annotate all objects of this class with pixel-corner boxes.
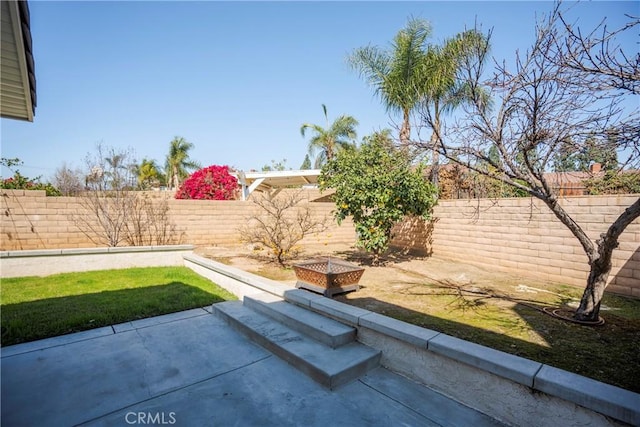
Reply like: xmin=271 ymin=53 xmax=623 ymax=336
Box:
xmin=334 ymin=294 xmax=640 ymax=393
xmin=1 ymin=282 xmax=227 ymax=347
xmin=338 ymin=294 xmax=553 ymax=357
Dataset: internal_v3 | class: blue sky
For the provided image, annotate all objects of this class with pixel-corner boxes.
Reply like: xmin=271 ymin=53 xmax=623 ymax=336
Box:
xmin=1 ymin=1 xmax=637 ymax=180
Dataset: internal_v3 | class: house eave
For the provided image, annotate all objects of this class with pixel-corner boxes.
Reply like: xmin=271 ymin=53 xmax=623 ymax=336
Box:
xmin=1 ymin=0 xmax=36 ymax=122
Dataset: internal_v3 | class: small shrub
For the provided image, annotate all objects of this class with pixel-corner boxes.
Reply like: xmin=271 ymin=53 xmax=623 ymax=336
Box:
xmin=239 ymin=191 xmax=328 ymax=265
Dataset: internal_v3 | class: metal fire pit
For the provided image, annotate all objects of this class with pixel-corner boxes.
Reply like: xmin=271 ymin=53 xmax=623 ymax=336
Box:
xmin=293 ymin=257 xmax=364 ymax=297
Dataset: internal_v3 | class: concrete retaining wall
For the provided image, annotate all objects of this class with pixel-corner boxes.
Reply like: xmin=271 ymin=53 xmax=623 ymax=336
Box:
xmin=0 ymin=245 xmax=194 ymax=277
xmin=183 ymin=254 xmax=639 ymax=427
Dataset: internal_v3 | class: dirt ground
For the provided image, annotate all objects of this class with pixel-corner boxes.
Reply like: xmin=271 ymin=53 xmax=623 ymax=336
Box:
xmin=195 ymin=242 xmax=586 ymax=311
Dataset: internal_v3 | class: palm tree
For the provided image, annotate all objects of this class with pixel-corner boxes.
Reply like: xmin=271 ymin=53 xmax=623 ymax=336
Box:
xmin=165 ymin=136 xmax=200 ymax=190
xmin=104 ymin=152 xmax=137 ymax=190
xmin=348 ymin=18 xmax=432 ymax=146
xmin=419 ymin=29 xmax=489 ymax=188
xmin=300 ymin=104 xmax=359 ymax=168
xmin=349 ymin=19 xmax=488 ymax=186
xmin=136 ymin=158 xmax=164 ymax=190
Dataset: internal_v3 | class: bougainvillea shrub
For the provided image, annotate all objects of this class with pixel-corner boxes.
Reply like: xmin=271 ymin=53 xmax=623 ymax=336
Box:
xmin=1 ymin=172 xmax=61 ymax=196
xmin=175 ymin=165 xmax=238 ymax=200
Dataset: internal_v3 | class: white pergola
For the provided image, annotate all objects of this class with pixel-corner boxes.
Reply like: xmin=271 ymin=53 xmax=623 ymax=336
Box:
xmin=235 ymin=169 xmax=321 ymax=201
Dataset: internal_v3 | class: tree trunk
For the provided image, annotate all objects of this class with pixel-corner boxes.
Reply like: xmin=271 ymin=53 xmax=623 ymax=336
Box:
xmin=574 ymin=197 xmax=640 ymax=321
xmin=430 ymin=111 xmax=441 ymax=191
xmin=172 ymin=166 xmax=180 ymax=191
xmin=574 ymin=249 xmax=611 ymax=322
xmin=539 ymin=194 xmax=639 ymax=322
xmin=430 ymin=131 xmax=440 ymax=190
xmin=372 ymin=251 xmax=381 ymax=267
xmin=326 ymin=140 xmax=334 ymax=163
xmin=400 ymin=109 xmax=411 ymax=147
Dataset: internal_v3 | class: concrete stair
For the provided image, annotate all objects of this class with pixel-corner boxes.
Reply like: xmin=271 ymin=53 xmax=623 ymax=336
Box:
xmin=212 ymin=293 xmax=381 ymax=389
xmin=243 ymin=292 xmax=356 ymax=348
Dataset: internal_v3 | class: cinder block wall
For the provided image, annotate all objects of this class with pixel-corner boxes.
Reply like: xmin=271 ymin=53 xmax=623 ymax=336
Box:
xmin=2 ymin=189 xmax=638 ymax=297
xmin=0 ymin=189 xmax=355 ymax=251
xmin=169 ymin=192 xmax=353 ymax=247
xmin=392 ymin=195 xmax=640 ymax=297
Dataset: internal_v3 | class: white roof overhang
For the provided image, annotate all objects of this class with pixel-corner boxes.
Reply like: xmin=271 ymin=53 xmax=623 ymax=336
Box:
xmin=1 ymin=0 xmax=36 ymax=122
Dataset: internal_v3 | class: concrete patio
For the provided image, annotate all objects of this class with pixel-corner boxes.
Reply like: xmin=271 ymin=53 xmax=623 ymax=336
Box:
xmin=1 ymin=308 xmax=502 ymax=426
xmin=2 ymin=250 xmax=639 ymax=426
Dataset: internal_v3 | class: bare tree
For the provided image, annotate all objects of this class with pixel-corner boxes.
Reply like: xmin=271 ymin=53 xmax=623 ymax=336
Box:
xmin=73 ymin=143 xmax=179 ymax=247
xmin=72 ymin=144 xmax=135 ymax=246
xmin=418 ymin=4 xmax=639 ymax=321
xmin=239 ymin=191 xmax=328 ymax=266
xmin=52 ymin=163 xmax=85 ymax=196
xmin=123 ymin=193 xmax=181 ymax=246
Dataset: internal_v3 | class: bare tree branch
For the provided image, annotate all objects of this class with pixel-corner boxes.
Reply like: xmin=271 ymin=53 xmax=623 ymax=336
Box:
xmin=239 ymin=191 xmax=329 ymax=266
xmin=416 ymin=2 xmax=639 ymax=321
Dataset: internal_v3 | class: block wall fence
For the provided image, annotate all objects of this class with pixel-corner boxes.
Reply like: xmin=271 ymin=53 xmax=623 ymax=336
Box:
xmin=0 ymin=189 xmax=354 ymax=251
xmin=1 ymin=189 xmax=638 ymax=298
xmin=392 ymin=194 xmax=640 ymax=298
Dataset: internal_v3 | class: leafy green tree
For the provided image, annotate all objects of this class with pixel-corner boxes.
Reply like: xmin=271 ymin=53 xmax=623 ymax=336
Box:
xmin=576 ymin=135 xmax=619 ymax=171
xmin=551 ymin=134 xmax=620 ymax=173
xmin=102 ymin=151 xmax=137 ymax=190
xmin=418 ymin=29 xmax=489 ymax=188
xmin=552 ymin=138 xmax=580 ymax=172
xmin=320 ymin=130 xmax=437 ymax=264
xmin=300 ymin=154 xmax=312 ymax=170
xmin=136 ymin=158 xmax=164 ymax=190
xmin=486 ymin=145 xmax=501 ymax=167
xmin=262 ymin=158 xmax=288 ymax=172
xmin=165 ymin=136 xmax=200 ymax=190
xmin=585 ymin=171 xmax=640 ymax=195
xmin=300 ymin=104 xmax=358 ymax=168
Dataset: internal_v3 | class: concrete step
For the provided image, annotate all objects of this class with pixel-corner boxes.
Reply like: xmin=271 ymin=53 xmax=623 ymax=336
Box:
xmin=243 ymin=292 xmax=356 ymax=348
xmin=212 ymin=301 xmax=381 ymax=389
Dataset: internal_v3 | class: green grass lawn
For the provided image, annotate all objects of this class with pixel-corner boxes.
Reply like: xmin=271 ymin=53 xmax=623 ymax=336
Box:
xmin=1 ymin=266 xmax=237 ymax=346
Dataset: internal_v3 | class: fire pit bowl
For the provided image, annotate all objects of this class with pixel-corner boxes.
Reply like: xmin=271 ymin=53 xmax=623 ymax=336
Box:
xmin=293 ymin=257 xmax=364 ymax=297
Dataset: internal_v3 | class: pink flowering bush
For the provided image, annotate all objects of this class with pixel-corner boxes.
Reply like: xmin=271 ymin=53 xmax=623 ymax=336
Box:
xmin=175 ymin=165 xmax=238 ymax=200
